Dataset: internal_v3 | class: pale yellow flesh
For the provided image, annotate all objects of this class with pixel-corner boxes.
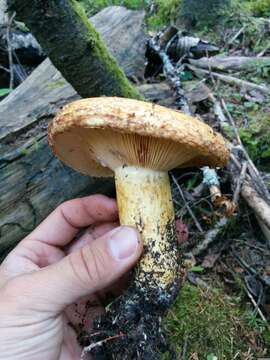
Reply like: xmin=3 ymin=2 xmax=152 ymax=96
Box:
xmin=115 ymin=166 xmax=178 ymax=290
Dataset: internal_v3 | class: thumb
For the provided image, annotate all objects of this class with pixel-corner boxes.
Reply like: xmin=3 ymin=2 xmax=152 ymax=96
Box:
xmin=15 ymin=226 xmax=142 ymax=313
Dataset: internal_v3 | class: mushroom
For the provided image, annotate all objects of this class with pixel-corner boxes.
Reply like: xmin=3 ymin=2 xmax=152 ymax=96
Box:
xmin=48 ymin=96 xmax=229 ymax=356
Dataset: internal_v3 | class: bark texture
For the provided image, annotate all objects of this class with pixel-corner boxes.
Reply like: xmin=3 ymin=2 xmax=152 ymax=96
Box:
xmin=0 ymin=6 xmax=148 ymax=260
xmin=8 ymin=0 xmax=142 ymax=99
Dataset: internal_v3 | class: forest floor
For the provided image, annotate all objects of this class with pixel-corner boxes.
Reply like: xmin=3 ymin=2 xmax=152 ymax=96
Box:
xmin=162 ymin=10 xmax=270 ymax=360
xmin=157 ymin=7 xmax=270 ymax=359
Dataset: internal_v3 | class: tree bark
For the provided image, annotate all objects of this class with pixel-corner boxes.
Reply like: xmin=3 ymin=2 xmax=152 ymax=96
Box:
xmin=8 ymin=0 xmax=142 ymax=99
xmin=0 ymin=6 xmax=148 ymax=260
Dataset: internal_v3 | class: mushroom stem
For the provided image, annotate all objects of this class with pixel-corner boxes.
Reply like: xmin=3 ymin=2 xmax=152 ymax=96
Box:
xmin=115 ymin=166 xmax=180 ymax=304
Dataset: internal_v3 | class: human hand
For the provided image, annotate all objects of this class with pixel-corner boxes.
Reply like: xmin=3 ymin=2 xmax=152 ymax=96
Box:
xmin=0 ymin=195 xmax=142 ymax=360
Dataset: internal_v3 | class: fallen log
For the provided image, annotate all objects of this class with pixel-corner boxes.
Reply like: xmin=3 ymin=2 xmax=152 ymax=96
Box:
xmin=0 ymin=6 xmax=148 ymax=260
xmin=189 ymin=56 xmax=270 ymax=73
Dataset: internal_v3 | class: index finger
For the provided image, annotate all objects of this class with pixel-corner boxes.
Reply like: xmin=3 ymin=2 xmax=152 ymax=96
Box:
xmin=24 ymin=195 xmax=118 ymax=246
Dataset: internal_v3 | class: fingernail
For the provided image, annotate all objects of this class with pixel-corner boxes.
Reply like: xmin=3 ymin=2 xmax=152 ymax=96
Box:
xmin=109 ymin=227 xmax=139 ymax=260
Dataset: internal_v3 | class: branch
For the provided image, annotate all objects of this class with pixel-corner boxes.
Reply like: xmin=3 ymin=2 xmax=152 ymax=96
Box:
xmin=187 ymin=64 xmax=269 ymax=94
xmin=189 ymin=56 xmax=270 ymax=73
xmin=148 ymin=36 xmax=191 ymax=114
xmin=241 ymin=183 xmax=270 ymax=231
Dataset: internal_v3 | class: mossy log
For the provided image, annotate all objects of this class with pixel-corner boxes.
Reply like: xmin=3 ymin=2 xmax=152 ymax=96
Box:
xmin=8 ymin=0 xmax=142 ymax=100
xmin=0 ymin=6 xmax=149 ymax=260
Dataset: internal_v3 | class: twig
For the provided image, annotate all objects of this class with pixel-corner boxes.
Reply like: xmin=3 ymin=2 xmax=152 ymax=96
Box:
xmin=228 ymin=26 xmax=245 ymax=45
xmin=192 ymin=217 xmax=228 ymax=256
xmin=6 ymin=12 xmax=16 ymax=89
xmin=149 ymin=36 xmax=191 ymax=114
xmin=233 ymin=161 xmax=248 ymax=204
xmin=81 ymin=333 xmax=125 ymax=358
xmin=0 ymin=64 xmax=10 ymax=73
xmin=245 ymin=288 xmax=267 ymax=322
xmin=171 ymin=174 xmax=203 ymax=233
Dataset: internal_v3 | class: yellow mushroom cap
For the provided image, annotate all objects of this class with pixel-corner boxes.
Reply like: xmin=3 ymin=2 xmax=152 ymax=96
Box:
xmin=48 ymin=97 xmax=230 ymax=177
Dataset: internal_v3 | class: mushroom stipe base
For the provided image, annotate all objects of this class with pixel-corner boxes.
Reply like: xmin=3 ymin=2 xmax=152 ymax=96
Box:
xmin=79 ymin=167 xmax=182 ymax=359
xmin=80 ymin=270 xmax=183 ymax=359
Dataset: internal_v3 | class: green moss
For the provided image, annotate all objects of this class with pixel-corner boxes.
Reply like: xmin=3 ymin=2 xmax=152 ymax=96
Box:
xmin=69 ymin=0 xmax=142 ymax=99
xmin=239 ymin=114 xmax=270 ymax=163
xmin=47 ymin=79 xmax=66 ymax=90
xmin=77 ymin=0 xmax=182 ymax=30
xmin=245 ymin=0 xmax=270 ymax=17
xmin=77 ymin=0 xmax=147 ymax=16
xmin=163 ymin=283 xmax=268 ymax=359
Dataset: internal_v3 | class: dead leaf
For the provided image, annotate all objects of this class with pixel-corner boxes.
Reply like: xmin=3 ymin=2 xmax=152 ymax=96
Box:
xmin=176 ymin=219 xmax=189 ymax=244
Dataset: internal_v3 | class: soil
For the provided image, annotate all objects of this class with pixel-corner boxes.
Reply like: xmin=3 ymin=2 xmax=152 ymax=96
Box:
xmin=79 ymin=270 xmax=184 ymax=359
